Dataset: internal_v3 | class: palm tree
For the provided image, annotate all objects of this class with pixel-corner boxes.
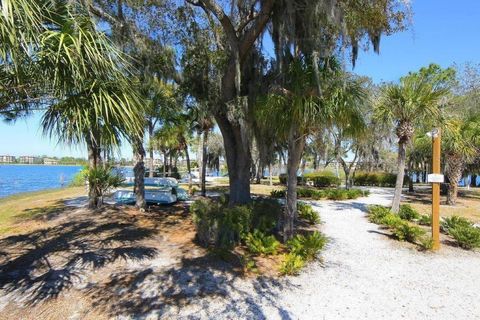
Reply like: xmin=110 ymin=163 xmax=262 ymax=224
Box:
xmin=31 ymin=4 xmax=145 ymax=208
xmin=443 ymin=116 xmax=480 ymax=205
xmin=375 ymin=64 xmax=454 ymax=213
xmin=258 ymin=57 xmax=330 ymax=241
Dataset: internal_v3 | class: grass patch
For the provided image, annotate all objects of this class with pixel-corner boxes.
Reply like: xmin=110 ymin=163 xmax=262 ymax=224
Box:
xmin=0 ymin=187 xmax=85 ymax=236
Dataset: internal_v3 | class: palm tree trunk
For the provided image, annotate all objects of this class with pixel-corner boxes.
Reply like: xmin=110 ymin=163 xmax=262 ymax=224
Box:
xmin=284 ymin=129 xmax=305 ymax=242
xmin=446 ymin=154 xmax=464 ymax=205
xmin=86 ymin=135 xmax=101 ymax=209
xmin=148 ymin=122 xmax=155 ymax=178
xmin=133 ymin=137 xmax=146 ymax=210
xmin=269 ymin=164 xmax=273 ymax=186
xmin=184 ymin=144 xmax=192 ymax=193
xmin=163 ymin=152 xmax=167 ymax=177
xmin=201 ymin=130 xmax=209 ymax=197
xmin=392 ymin=139 xmax=407 ymax=213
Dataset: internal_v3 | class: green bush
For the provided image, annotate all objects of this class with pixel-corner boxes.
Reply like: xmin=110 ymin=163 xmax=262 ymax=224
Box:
xmin=69 ymin=167 xmax=88 ymax=187
xmin=297 ymin=203 xmax=321 ymax=225
xmin=367 ymin=205 xmax=391 ymax=224
xmin=326 ymin=189 xmax=349 ymax=200
xmin=190 ymin=199 xmax=251 ymax=249
xmin=303 ymin=171 xmax=340 ymax=188
xmin=380 ymin=213 xmax=404 ymax=228
xmin=250 ymin=198 xmax=283 ymax=233
xmin=244 ymin=230 xmax=280 ymax=255
xmin=441 ymin=215 xmax=473 ymax=234
xmin=418 ymin=214 xmax=432 ymax=226
xmin=270 ymin=189 xmax=285 ymax=198
xmin=392 ymin=221 xmax=425 ymax=242
xmin=419 ymin=236 xmax=434 ymax=251
xmin=191 ymin=198 xmax=282 ymax=249
xmin=398 ymin=204 xmax=420 ymax=221
xmin=297 ymin=188 xmax=324 ymax=199
xmin=279 ymin=174 xmax=304 ymax=185
xmin=279 ymin=253 xmax=305 ymax=275
xmin=287 ymin=231 xmax=327 ymax=261
xmin=449 ymin=225 xmax=480 ymax=250
xmin=86 ymin=166 xmax=124 ymax=201
xmin=354 ymin=171 xmax=409 ymax=187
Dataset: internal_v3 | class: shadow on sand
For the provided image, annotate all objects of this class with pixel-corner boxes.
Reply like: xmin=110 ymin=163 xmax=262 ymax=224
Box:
xmin=0 ymin=205 xmax=294 ymax=319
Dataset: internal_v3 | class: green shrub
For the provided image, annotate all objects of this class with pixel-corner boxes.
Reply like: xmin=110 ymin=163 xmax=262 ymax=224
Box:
xmin=190 ymin=199 xmax=251 ymax=249
xmin=218 ymin=206 xmax=252 ymax=248
xmin=354 ymin=171 xmax=409 ymax=187
xmin=297 ymin=203 xmax=321 ymax=225
xmin=449 ymin=225 xmax=480 ymax=250
xmin=398 ymin=204 xmax=420 ymax=221
xmin=270 ymin=189 xmax=285 ymax=198
xmin=367 ymin=205 xmax=391 ymax=224
xmin=279 ymin=253 xmax=305 ymax=275
xmin=297 ymin=188 xmax=324 ymax=199
xmin=244 ymin=230 xmax=280 ymax=255
xmin=326 ymin=189 xmax=349 ymax=200
xmin=287 ymin=231 xmax=327 ymax=261
xmin=69 ymin=167 xmax=88 ymax=187
xmin=86 ymin=166 xmax=124 ymax=203
xmin=418 ymin=214 xmax=432 ymax=226
xmin=419 ymin=236 xmax=434 ymax=251
xmin=303 ymin=171 xmax=340 ymax=188
xmin=392 ymin=221 xmax=425 ymax=242
xmin=380 ymin=213 xmax=404 ymax=228
xmin=250 ymin=198 xmax=282 ymax=233
xmin=279 ymin=174 xmax=304 ymax=185
xmin=441 ymin=215 xmax=473 ymax=234
xmin=191 ymin=199 xmax=223 ymax=247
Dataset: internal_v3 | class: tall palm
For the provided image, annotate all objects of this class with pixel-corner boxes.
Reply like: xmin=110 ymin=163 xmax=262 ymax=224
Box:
xmin=443 ymin=116 xmax=480 ymax=205
xmin=258 ymin=57 xmax=329 ymax=241
xmin=375 ymin=64 xmax=453 ymax=212
xmin=34 ymin=4 xmax=145 ymax=208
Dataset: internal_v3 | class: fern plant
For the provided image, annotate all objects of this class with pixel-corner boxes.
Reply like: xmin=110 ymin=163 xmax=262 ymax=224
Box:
xmin=441 ymin=215 xmax=473 ymax=234
xmin=244 ymin=230 xmax=280 ymax=255
xmin=287 ymin=231 xmax=327 ymax=261
xmin=449 ymin=225 xmax=480 ymax=250
xmin=279 ymin=253 xmax=305 ymax=275
xmin=297 ymin=203 xmax=321 ymax=225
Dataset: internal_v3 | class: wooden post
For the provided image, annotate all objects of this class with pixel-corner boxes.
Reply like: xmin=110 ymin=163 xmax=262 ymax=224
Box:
xmin=431 ymin=129 xmax=441 ymax=250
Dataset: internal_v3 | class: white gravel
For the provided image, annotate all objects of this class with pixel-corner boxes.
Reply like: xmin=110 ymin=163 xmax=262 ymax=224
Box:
xmin=159 ymin=188 xmax=480 ymax=320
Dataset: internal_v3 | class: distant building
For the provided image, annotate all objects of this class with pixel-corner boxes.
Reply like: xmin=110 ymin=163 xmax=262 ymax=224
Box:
xmin=19 ymin=156 xmax=40 ymax=164
xmin=43 ymin=158 xmax=59 ymax=165
xmin=0 ymin=155 xmax=15 ymax=163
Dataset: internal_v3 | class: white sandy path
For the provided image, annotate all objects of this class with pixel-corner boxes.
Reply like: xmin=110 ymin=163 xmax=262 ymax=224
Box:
xmin=263 ymin=188 xmax=480 ymax=320
xmin=156 ymin=188 xmax=480 ymax=319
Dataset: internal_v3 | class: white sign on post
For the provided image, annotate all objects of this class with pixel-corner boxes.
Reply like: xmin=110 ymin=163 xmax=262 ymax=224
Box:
xmin=427 ymin=173 xmax=444 ymax=183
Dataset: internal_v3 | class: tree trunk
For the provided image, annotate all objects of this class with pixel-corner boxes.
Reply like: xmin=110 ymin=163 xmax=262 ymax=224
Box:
xmin=391 ymin=139 xmax=407 ymax=213
xmin=446 ymin=154 xmax=464 ymax=205
xmin=185 ymin=144 xmax=192 ymax=194
xmin=201 ymin=130 xmax=209 ymax=197
xmin=86 ymin=135 xmax=102 ymax=209
xmin=269 ymin=164 xmax=273 ymax=186
xmin=148 ymin=123 xmax=155 ymax=178
xmin=163 ymin=152 xmax=167 ymax=177
xmin=215 ymin=113 xmax=252 ymax=205
xmin=284 ymin=129 xmax=305 ymax=242
xmin=408 ymin=172 xmax=414 ymax=192
xmin=471 ymin=174 xmax=477 ymax=187
xmin=133 ymin=137 xmax=146 ymax=210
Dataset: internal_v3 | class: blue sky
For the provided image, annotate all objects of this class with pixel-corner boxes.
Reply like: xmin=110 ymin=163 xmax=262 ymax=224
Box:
xmin=1 ymin=0 xmax=479 ymax=159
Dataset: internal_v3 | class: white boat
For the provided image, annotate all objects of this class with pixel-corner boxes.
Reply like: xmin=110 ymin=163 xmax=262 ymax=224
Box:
xmin=114 ymin=187 xmax=177 ymax=205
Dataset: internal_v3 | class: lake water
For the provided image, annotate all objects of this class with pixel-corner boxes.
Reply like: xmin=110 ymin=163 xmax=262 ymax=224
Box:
xmin=0 ymin=165 xmax=83 ymax=198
